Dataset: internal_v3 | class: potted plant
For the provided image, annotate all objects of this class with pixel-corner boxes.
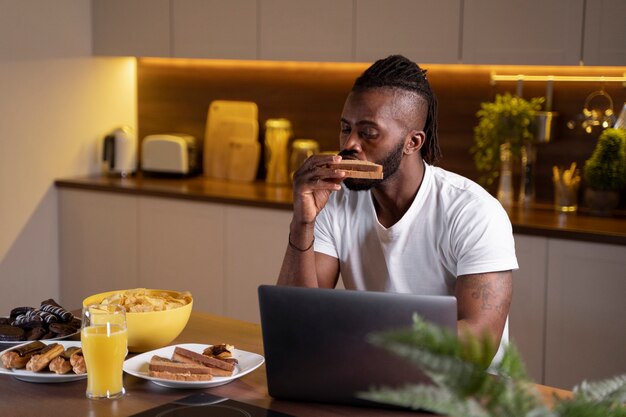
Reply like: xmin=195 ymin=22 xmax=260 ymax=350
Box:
xmin=361 ymin=315 xmax=626 ymax=416
xmin=472 ymin=93 xmax=544 ymax=186
xmin=583 ymin=128 xmax=626 ymax=216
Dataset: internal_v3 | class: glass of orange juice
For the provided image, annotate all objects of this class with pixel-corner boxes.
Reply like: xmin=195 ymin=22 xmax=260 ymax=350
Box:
xmin=81 ymin=304 xmax=128 ymax=399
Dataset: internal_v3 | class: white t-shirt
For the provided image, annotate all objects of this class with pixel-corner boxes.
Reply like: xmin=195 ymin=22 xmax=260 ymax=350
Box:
xmin=314 ymin=163 xmax=518 ymax=366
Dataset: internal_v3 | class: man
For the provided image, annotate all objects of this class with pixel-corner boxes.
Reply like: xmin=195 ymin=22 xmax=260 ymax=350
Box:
xmin=277 ymin=55 xmax=517 ymax=366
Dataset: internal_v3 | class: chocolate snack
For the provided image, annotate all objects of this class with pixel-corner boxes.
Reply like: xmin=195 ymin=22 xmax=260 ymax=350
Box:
xmin=48 ymin=323 xmax=76 ymax=335
xmin=25 ymin=327 xmax=47 ymax=341
xmin=40 ymin=299 xmax=73 ymax=322
xmin=0 ymin=318 xmax=10 ymax=326
xmin=9 ymin=307 xmax=34 ymax=320
xmin=0 ymin=324 xmax=25 ymax=341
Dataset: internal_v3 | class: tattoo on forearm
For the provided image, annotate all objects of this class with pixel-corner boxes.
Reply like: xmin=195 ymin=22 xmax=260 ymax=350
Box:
xmin=467 ymin=273 xmax=512 ymax=313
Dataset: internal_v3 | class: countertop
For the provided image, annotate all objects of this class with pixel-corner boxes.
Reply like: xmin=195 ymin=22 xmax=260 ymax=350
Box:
xmin=0 ymin=311 xmax=572 ymax=416
xmin=55 ymin=175 xmax=626 ymax=246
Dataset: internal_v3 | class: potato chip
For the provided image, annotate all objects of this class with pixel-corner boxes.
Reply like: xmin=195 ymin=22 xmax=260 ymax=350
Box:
xmin=99 ymin=288 xmax=192 ymax=313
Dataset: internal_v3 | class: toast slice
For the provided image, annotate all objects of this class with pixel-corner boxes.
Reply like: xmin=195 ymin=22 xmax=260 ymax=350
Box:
xmin=329 ymin=159 xmax=383 ymax=179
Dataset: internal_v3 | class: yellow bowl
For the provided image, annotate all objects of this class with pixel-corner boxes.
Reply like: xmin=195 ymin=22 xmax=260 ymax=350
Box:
xmin=82 ymin=289 xmax=193 ymax=353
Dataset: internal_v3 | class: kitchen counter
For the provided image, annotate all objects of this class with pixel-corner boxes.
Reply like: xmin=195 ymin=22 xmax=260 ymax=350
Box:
xmin=55 ymin=175 xmax=626 ymax=246
xmin=0 ymin=311 xmax=572 ymax=416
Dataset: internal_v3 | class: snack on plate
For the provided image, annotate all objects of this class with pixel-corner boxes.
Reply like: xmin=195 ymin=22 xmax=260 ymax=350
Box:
xmin=146 ymin=344 xmax=237 ymax=381
xmin=148 ymin=355 xmax=212 ymax=381
xmin=172 ymin=346 xmax=235 ymax=377
xmin=2 ymin=299 xmax=80 ymax=342
xmin=1 ymin=341 xmax=47 ymax=369
xmin=26 ymin=343 xmax=64 ymax=372
xmin=203 ymin=343 xmax=238 ymax=365
xmin=69 ymin=348 xmax=86 ymax=374
xmin=328 ymin=159 xmax=383 ymax=179
xmin=99 ymin=288 xmax=192 ymax=313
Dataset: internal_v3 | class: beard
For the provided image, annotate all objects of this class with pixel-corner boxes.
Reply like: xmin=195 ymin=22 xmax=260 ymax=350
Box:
xmin=343 ymin=139 xmax=405 ymax=191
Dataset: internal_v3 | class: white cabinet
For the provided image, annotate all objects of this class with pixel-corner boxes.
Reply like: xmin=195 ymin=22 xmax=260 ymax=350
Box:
xmin=544 ymin=239 xmax=626 ymax=389
xmin=138 ymin=197 xmax=226 ymax=315
xmin=510 ymin=234 xmax=548 ymax=384
xmin=462 ymin=0 xmax=584 ymax=65
xmin=58 ymin=190 xmax=292 ymax=323
xmin=91 ymin=0 xmax=623 ymax=66
xmin=172 ymin=0 xmax=258 ymax=59
xmin=258 ymin=0 xmax=354 ymax=61
xmin=582 ymin=0 xmax=626 ymax=66
xmin=59 ymin=189 xmax=139 ymax=308
xmin=355 ymin=0 xmax=461 ymax=64
xmin=92 ymin=0 xmax=171 ymax=57
xmin=224 ymin=206 xmax=292 ymax=323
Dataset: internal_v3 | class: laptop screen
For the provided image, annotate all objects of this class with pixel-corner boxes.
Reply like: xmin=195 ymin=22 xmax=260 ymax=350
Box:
xmin=258 ymin=285 xmax=457 ymax=407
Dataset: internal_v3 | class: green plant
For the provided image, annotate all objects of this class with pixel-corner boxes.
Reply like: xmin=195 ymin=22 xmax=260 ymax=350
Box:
xmin=360 ymin=315 xmax=626 ymax=417
xmin=583 ymin=128 xmax=626 ymax=191
xmin=471 ymin=93 xmax=544 ymax=185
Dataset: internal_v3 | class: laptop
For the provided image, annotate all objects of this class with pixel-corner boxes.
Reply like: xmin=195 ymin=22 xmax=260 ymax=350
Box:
xmin=258 ymin=285 xmax=457 ymax=407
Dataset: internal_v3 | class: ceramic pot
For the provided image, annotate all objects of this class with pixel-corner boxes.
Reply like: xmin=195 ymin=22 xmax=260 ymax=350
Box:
xmin=584 ymin=188 xmax=619 ymax=216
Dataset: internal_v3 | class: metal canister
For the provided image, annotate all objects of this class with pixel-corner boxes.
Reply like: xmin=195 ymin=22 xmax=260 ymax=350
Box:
xmin=264 ymin=118 xmax=292 ymax=185
xmin=289 ymin=139 xmax=319 ymax=180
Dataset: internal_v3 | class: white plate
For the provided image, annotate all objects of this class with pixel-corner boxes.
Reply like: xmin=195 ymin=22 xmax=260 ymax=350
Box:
xmin=0 ymin=316 xmax=80 ymax=346
xmin=123 ymin=343 xmax=264 ymax=389
xmin=0 ymin=340 xmax=86 ymax=383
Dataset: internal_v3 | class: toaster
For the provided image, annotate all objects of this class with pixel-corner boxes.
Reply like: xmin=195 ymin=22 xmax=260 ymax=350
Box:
xmin=141 ymin=134 xmax=200 ymax=176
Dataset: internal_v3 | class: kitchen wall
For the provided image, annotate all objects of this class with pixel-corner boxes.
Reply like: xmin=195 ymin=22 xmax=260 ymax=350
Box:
xmin=0 ymin=1 xmax=136 ymax=312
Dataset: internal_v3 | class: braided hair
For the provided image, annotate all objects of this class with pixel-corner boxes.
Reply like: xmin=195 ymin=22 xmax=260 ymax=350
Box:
xmin=352 ymin=55 xmax=441 ymax=165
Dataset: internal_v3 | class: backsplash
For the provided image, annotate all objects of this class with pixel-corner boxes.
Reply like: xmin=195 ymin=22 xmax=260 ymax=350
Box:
xmin=137 ymin=58 xmax=626 ymax=208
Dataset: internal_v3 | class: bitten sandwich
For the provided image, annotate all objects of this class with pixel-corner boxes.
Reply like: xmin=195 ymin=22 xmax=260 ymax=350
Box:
xmin=328 ymin=159 xmax=383 ymax=179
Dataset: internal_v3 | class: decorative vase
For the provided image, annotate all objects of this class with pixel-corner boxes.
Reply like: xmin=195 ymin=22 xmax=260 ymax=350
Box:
xmin=497 ymin=142 xmax=513 ymax=207
xmin=584 ymin=188 xmax=619 ymax=216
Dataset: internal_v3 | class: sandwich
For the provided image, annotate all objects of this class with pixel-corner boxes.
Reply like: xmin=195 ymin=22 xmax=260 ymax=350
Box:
xmin=328 ymin=159 xmax=383 ymax=179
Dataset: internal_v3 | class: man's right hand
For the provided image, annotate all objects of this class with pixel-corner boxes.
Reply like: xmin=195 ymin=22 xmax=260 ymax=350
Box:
xmin=291 ymin=154 xmax=345 ymax=225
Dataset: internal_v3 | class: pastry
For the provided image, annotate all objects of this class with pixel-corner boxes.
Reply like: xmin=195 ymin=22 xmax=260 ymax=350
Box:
xmin=1 ymin=341 xmax=46 ymax=369
xmin=172 ymin=346 xmax=235 ymax=377
xmin=148 ymin=355 xmax=212 ymax=381
xmin=70 ymin=349 xmax=86 ymax=374
xmin=25 ymin=343 xmax=64 ymax=372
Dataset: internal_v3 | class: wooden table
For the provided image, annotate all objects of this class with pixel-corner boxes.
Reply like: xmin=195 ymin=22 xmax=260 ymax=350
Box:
xmin=0 ymin=312 xmax=571 ymax=416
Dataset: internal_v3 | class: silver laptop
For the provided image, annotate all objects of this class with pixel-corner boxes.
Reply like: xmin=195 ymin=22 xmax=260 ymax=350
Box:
xmin=258 ymin=285 xmax=457 ymax=407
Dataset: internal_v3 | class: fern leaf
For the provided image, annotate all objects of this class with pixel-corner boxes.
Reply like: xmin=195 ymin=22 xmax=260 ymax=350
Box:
xmin=572 ymin=373 xmax=626 ymax=404
xmin=360 ymin=384 xmax=491 ymax=417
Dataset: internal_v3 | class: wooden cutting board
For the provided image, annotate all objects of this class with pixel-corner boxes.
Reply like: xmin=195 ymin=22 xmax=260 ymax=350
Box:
xmin=204 ymin=101 xmax=258 ymax=179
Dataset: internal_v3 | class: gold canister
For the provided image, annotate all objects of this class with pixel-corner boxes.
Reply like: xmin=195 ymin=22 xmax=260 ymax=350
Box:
xmin=264 ymin=118 xmax=292 ymax=185
xmin=289 ymin=139 xmax=319 ymax=179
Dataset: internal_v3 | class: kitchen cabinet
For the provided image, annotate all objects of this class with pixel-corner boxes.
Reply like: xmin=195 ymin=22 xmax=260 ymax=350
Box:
xmin=510 ymin=234 xmax=548 ymax=384
xmin=91 ymin=0 xmax=624 ymax=66
xmin=544 ymin=239 xmax=626 ymax=389
xmin=59 ymin=189 xmax=139 ymax=308
xmin=224 ymin=206 xmax=292 ymax=322
xmin=172 ymin=0 xmax=258 ymax=59
xmin=258 ymin=0 xmax=354 ymax=61
xmin=582 ymin=0 xmax=626 ymax=66
xmin=462 ymin=0 xmax=584 ymax=65
xmin=138 ymin=197 xmax=226 ymax=315
xmin=92 ymin=0 xmax=171 ymax=57
xmin=355 ymin=0 xmax=461 ymax=64
xmin=58 ymin=189 xmax=291 ymax=322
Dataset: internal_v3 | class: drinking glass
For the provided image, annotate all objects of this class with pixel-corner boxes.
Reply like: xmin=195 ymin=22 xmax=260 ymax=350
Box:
xmin=81 ymin=304 xmax=128 ymax=399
